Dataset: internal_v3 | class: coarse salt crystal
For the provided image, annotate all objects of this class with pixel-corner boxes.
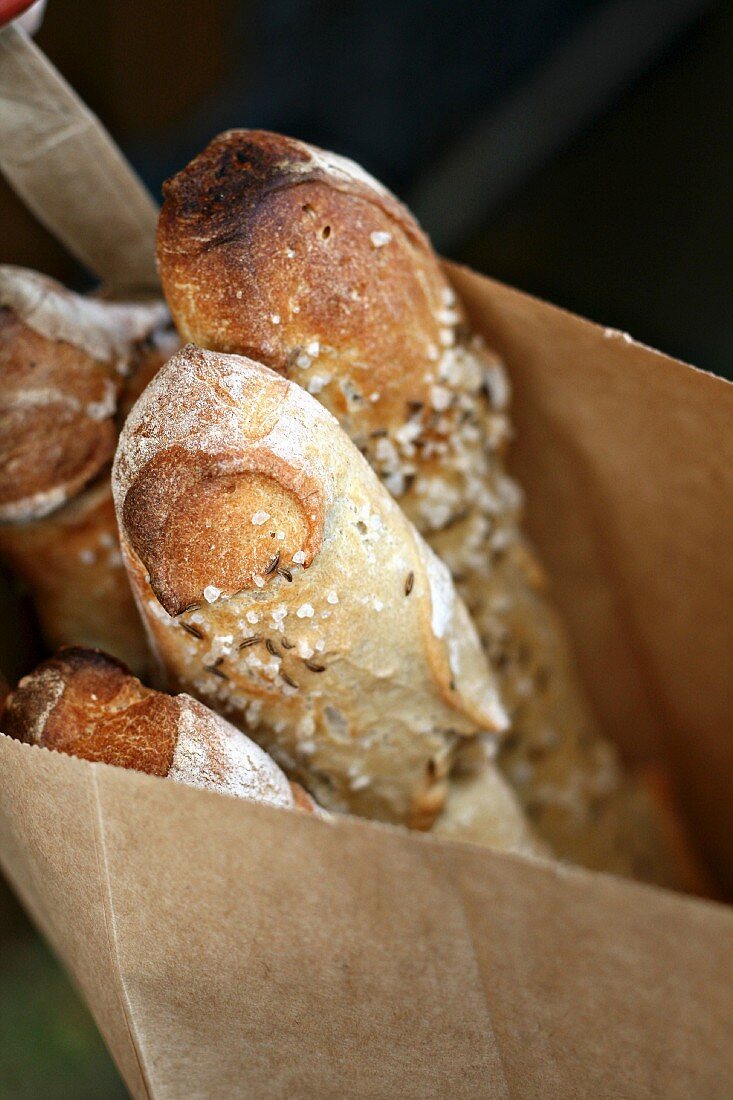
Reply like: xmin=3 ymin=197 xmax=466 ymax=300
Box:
xmin=306 ymin=340 xmax=320 ymax=357
xmin=295 ymin=352 xmax=311 ymax=369
xmin=430 ymin=385 xmax=452 ymax=411
xmin=246 ymin=610 xmax=260 ymax=624
xmin=373 ymin=599 xmax=384 ymax=611
xmin=203 ymin=585 xmax=221 ymax=603
xmin=253 ymin=575 xmax=265 ymax=588
xmin=296 ymin=603 xmax=314 ymax=618
xmin=252 ymin=511 xmax=270 ymax=525
xmin=286 ymin=249 xmax=295 ymax=258
xmin=78 ymin=548 xmax=95 ymax=565
xmin=395 ymin=420 xmax=422 ymax=446
xmin=370 ymin=230 xmax=392 ymax=247
xmin=374 ymin=436 xmax=397 ymax=466
xmin=276 ymin=531 xmax=285 ymax=540
xmin=292 ymin=550 xmax=307 ymax=564
xmin=350 ymin=775 xmax=371 ymax=791
xmin=271 ymin=314 xmax=281 ymax=324
xmin=327 ymin=591 xmax=338 ymax=604
xmin=307 ymin=374 xmax=330 ymax=395
xmin=384 ymin=471 xmax=405 ymax=496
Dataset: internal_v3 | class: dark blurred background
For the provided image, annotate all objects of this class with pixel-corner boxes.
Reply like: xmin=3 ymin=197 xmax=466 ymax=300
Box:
xmin=1 ymin=0 xmax=731 ymax=1094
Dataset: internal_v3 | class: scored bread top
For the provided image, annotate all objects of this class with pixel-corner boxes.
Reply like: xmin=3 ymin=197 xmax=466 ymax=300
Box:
xmin=157 ymin=129 xmax=453 ymax=439
xmin=2 ymin=646 xmax=299 ymax=807
xmin=0 ymin=266 xmax=171 ymax=522
xmin=153 ymin=132 xmax=702 ymax=886
xmin=113 ymin=345 xmax=509 ymax=826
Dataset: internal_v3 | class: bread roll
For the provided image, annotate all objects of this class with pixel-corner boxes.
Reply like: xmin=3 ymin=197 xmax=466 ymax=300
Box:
xmin=0 ymin=481 xmax=146 ymax=670
xmin=0 ymin=266 xmax=177 ymax=671
xmin=2 ymin=646 xmax=319 ymax=812
xmin=113 ymin=345 xmax=543 ymax=850
xmin=156 ymin=131 xmax=695 ymax=887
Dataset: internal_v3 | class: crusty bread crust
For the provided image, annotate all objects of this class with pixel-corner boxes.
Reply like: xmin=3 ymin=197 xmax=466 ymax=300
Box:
xmin=0 ymin=266 xmax=169 ymax=522
xmin=0 ymin=480 xmax=148 ymax=672
xmin=4 ymin=646 xmax=177 ymax=773
xmin=155 ymin=131 xmax=700 ymax=888
xmin=0 ymin=307 xmax=117 ymax=520
xmin=0 ymin=267 xmax=179 ymax=673
xmin=158 ymin=130 xmax=449 ymax=440
xmin=113 ymin=346 xmax=518 ymax=830
xmin=3 ymin=646 xmax=309 ymax=811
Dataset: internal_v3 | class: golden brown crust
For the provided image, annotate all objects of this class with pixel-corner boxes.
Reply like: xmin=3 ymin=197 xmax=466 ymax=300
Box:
xmin=0 ymin=480 xmax=148 ymax=673
xmin=118 ymin=325 xmax=182 ymax=421
xmin=0 ymin=308 xmax=117 ymax=520
xmin=3 ymin=647 xmax=178 ymax=775
xmin=0 ymin=268 xmax=176 ymax=673
xmin=157 ymin=130 xmax=449 ymax=439
xmin=156 ymin=131 xmax=700 ymax=889
xmin=117 ymin=343 xmax=324 ymax=618
xmin=114 ymin=347 xmax=511 ymax=829
xmin=4 ymin=646 xmax=308 ymax=810
xmin=0 ymin=266 xmax=171 ymax=522
xmin=122 ymin=445 xmax=321 ymax=618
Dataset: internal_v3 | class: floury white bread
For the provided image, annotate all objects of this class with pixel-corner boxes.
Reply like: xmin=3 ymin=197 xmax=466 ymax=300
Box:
xmin=111 ymin=345 xmax=541 ymax=844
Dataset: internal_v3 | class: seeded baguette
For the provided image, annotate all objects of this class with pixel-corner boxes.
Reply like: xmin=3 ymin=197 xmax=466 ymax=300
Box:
xmin=0 ymin=266 xmax=177 ymax=672
xmin=2 ymin=646 xmax=320 ymax=812
xmin=156 ymin=130 xmax=696 ymax=888
xmin=111 ymin=345 xmax=544 ymax=848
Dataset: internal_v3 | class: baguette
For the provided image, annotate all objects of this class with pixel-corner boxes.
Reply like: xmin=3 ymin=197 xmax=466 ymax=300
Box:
xmin=112 ymin=344 xmax=542 ymax=851
xmin=0 ymin=266 xmax=177 ymax=671
xmin=2 ymin=646 xmax=320 ymax=812
xmin=156 ymin=131 xmax=695 ymax=887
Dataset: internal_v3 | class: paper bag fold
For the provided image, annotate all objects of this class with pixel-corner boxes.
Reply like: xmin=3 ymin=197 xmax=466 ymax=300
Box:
xmin=0 ymin=25 xmax=158 ymax=292
xmin=448 ymin=264 xmax=733 ymax=890
xmin=1 ymin=733 xmax=732 ymax=1100
xmin=1 ymin=267 xmax=732 ymax=1098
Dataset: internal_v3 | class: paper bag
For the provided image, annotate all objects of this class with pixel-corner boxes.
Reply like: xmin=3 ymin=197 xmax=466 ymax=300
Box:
xmin=1 ymin=268 xmax=732 ymax=1099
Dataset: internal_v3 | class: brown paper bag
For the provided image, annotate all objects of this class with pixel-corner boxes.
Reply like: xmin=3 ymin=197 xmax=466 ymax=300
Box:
xmin=1 ymin=268 xmax=732 ymax=1099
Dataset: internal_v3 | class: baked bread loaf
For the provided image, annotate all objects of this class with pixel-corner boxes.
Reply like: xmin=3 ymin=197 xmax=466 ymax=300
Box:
xmin=112 ymin=344 xmax=543 ymax=850
xmin=156 ymin=130 xmax=694 ymax=887
xmin=0 ymin=265 xmax=177 ymax=671
xmin=2 ymin=646 xmax=320 ymax=812
xmin=0 ymin=481 xmax=147 ymax=670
